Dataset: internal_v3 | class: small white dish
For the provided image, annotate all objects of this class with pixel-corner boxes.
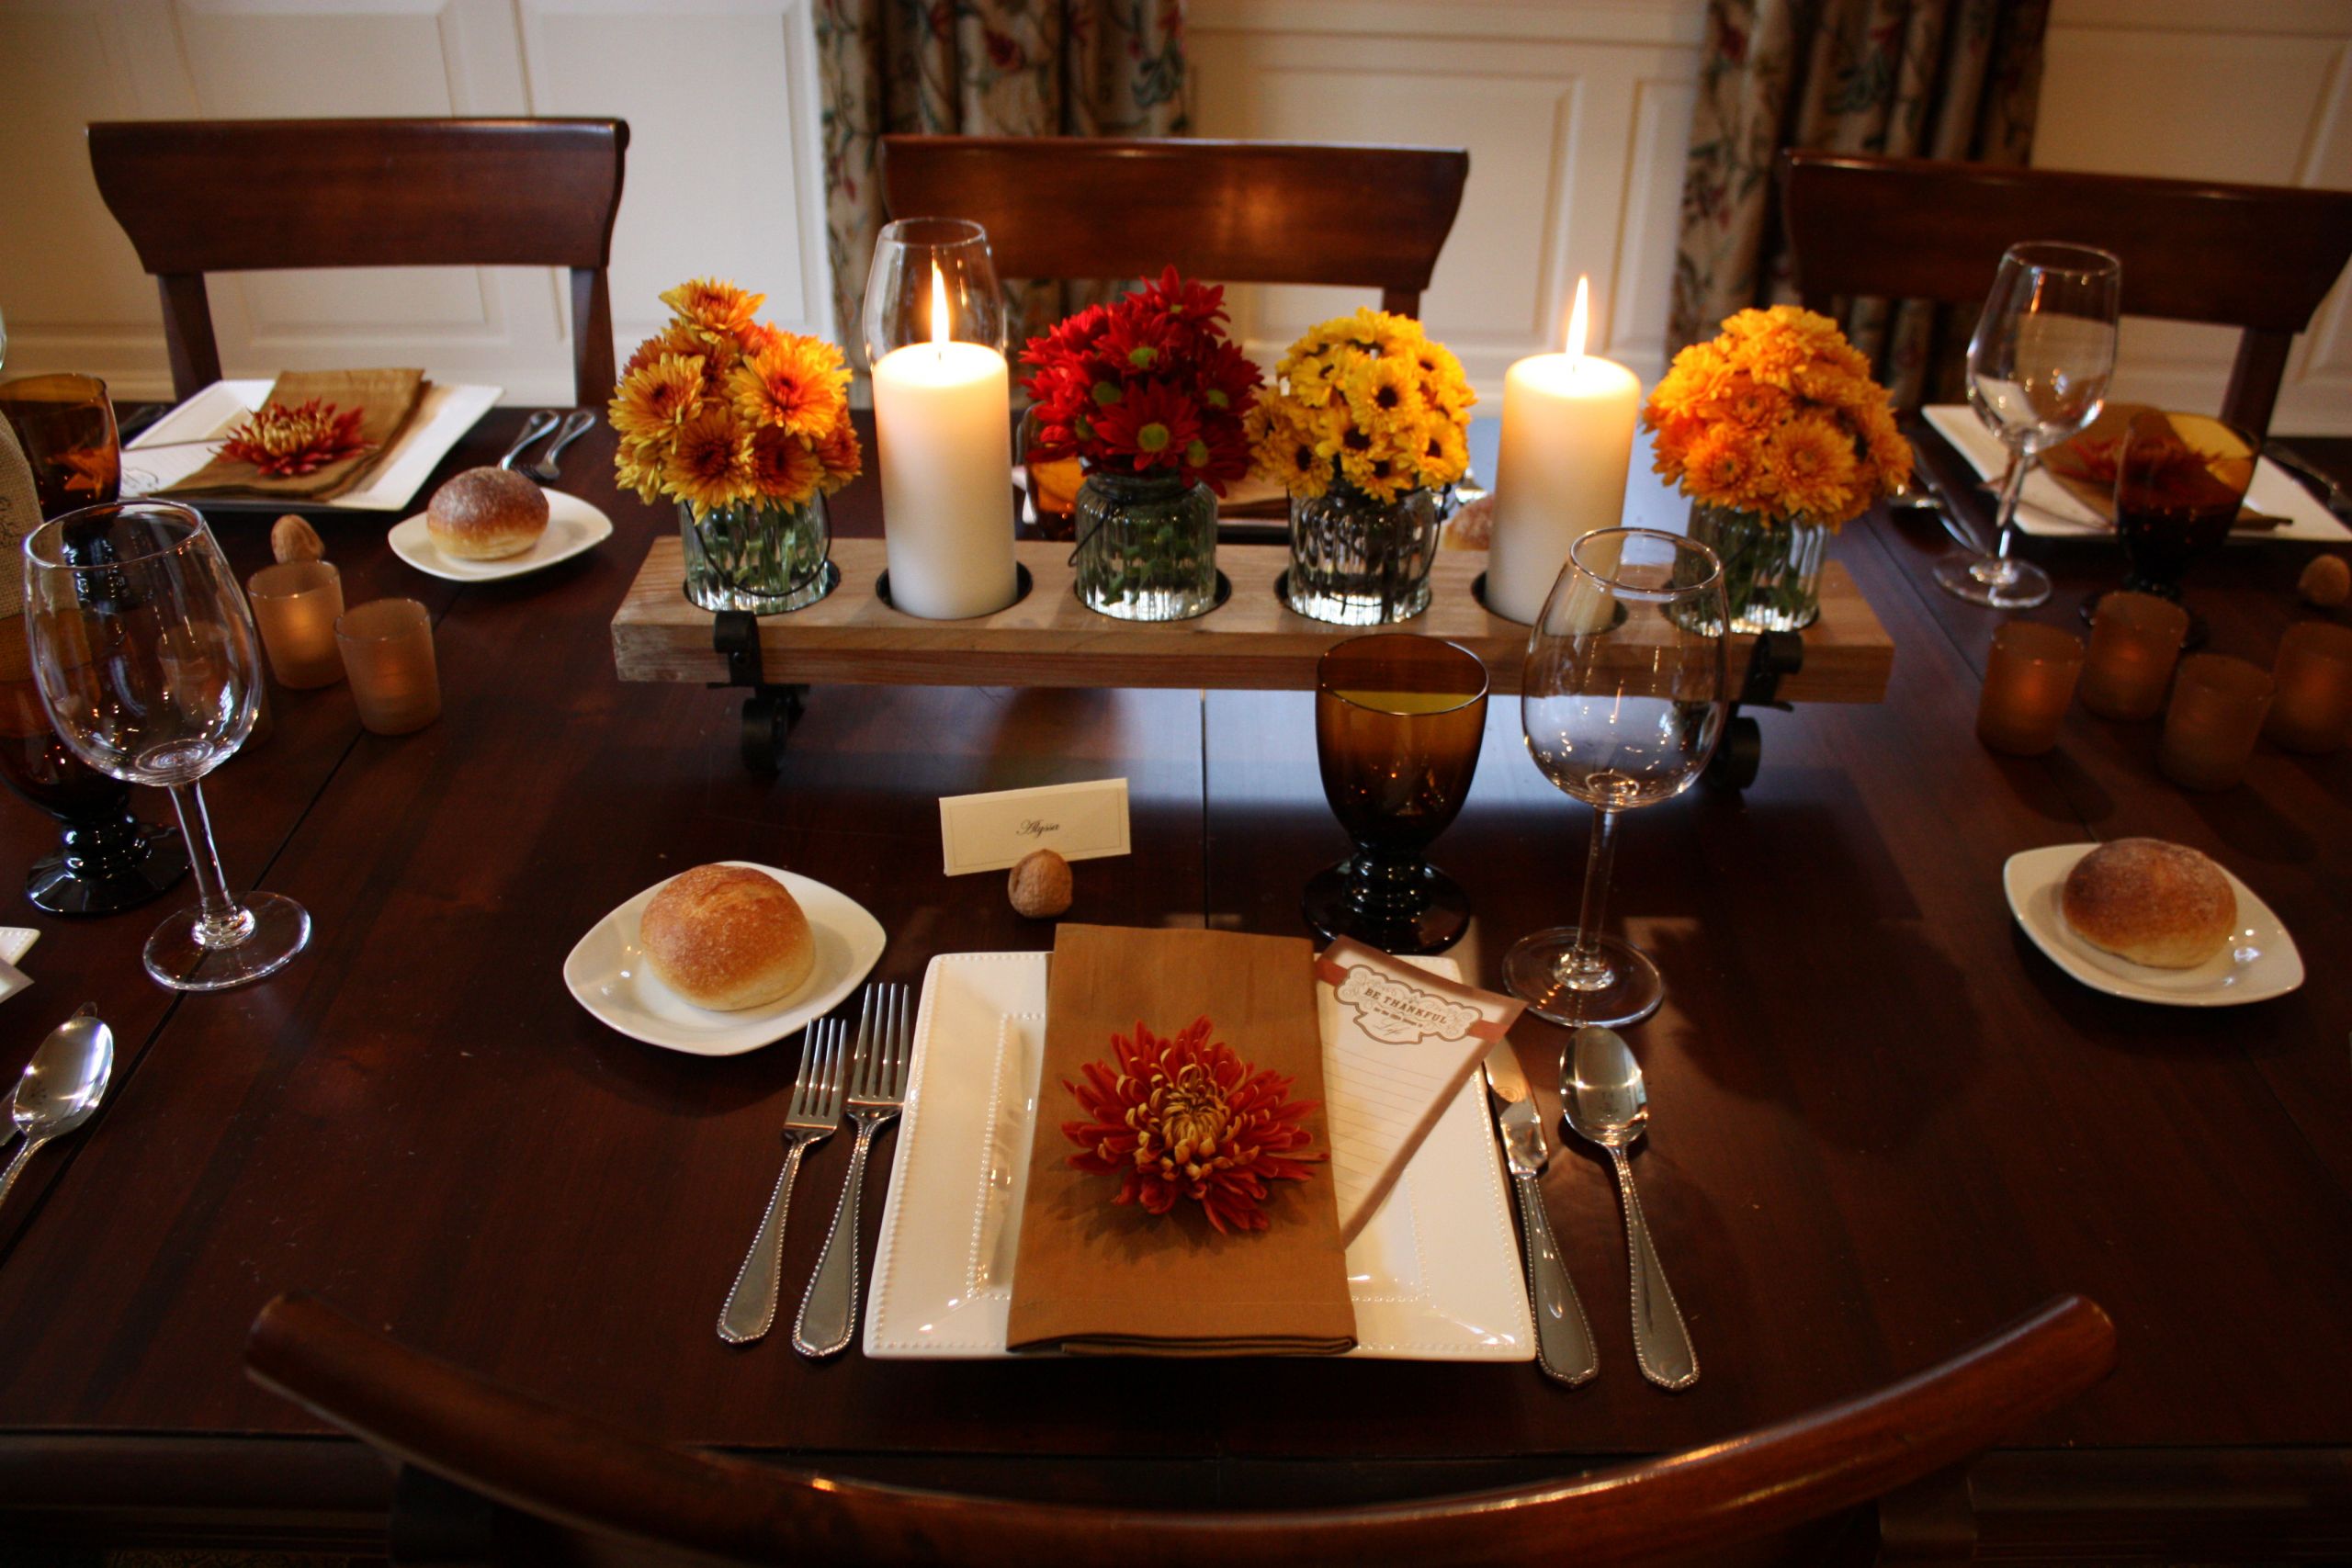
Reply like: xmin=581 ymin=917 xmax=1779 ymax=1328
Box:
xmin=389 ymin=491 xmax=614 ymax=581
xmin=562 ymin=863 xmax=885 ymax=1055
xmin=124 ymin=379 xmax=503 ymax=513
xmin=2003 ymin=843 xmax=2304 ymax=1007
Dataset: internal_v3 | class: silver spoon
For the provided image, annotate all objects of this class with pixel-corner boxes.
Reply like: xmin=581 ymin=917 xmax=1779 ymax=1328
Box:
xmin=0 ymin=1003 xmax=114 ymax=1213
xmin=1564 ymin=1025 xmax=1698 ymax=1391
xmin=495 ymin=410 xmax=560 ymax=471
xmin=524 ymin=410 xmax=597 ymax=486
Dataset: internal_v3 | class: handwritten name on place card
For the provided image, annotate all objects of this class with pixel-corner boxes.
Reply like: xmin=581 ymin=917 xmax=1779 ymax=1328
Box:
xmin=938 ymin=778 xmax=1131 ymax=875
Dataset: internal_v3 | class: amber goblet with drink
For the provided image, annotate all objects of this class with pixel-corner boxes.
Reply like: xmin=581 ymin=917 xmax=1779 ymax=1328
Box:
xmin=2098 ymin=410 xmax=2256 ymax=647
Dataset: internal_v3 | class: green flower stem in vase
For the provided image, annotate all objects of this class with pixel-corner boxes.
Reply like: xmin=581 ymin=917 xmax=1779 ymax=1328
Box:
xmin=1072 ymin=466 xmax=1219 ymax=621
xmin=1285 ymin=482 xmax=1444 ymax=625
xmin=1686 ymin=502 xmax=1828 ymax=633
xmin=680 ymin=494 xmax=835 ymax=615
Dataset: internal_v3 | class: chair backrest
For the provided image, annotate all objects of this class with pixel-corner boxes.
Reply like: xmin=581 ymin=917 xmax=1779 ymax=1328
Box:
xmin=1777 ymin=149 xmax=2352 ymax=438
xmin=246 ymin=1292 xmax=2114 ymax=1567
xmin=879 ymin=136 xmax=1469 ymax=319
xmin=87 ymin=118 xmax=630 ymax=406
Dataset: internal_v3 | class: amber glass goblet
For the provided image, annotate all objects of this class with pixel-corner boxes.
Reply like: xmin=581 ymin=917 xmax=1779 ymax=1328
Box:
xmin=1304 ymin=634 xmax=1489 ymax=955
xmin=0 ymin=374 xmax=120 ymax=517
xmin=2097 ymin=410 xmax=2256 ymax=647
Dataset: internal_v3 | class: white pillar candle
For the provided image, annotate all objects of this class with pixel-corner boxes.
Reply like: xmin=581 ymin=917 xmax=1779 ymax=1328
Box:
xmin=871 ymin=265 xmax=1016 ymax=620
xmin=1486 ymin=277 xmax=1643 ymax=626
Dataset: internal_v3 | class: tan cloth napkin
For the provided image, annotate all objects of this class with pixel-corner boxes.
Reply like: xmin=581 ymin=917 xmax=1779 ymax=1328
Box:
xmin=2043 ymin=402 xmax=2281 ymax=531
xmin=1005 ymin=924 xmax=1357 ymax=1357
xmin=164 ymin=369 xmax=424 ymax=502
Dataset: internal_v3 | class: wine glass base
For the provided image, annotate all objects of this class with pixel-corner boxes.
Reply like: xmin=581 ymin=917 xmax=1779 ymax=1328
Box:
xmin=143 ymin=891 xmax=311 ymax=992
xmin=1302 ymin=863 xmax=1470 ymax=955
xmin=1934 ymin=555 xmax=2052 ymax=609
xmin=1503 ymin=927 xmax=1664 ymax=1029
xmin=26 ymin=822 xmax=188 ymax=916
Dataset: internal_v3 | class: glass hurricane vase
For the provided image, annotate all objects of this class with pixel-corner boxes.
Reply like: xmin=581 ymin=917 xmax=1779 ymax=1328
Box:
xmin=1072 ymin=467 xmax=1218 ymax=621
xmin=1285 ymin=482 xmax=1444 ymax=625
xmin=1686 ymin=502 xmax=1828 ymax=633
xmin=679 ymin=494 xmax=835 ymax=615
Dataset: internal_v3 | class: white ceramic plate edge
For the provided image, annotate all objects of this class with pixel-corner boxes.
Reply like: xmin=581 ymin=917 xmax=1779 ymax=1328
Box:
xmin=2003 ymin=843 xmax=2304 ymax=1006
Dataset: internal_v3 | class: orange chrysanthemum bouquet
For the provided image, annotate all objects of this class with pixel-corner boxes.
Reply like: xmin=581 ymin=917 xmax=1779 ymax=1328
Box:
xmin=1644 ymin=306 xmax=1913 ymax=630
xmin=611 ymin=278 xmax=861 ymax=613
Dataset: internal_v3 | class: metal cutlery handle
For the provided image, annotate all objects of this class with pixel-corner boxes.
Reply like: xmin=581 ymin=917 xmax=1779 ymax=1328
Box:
xmin=793 ymin=1118 xmax=877 ymax=1358
xmin=496 ymin=410 xmax=560 ymax=469
xmin=717 ymin=1137 xmax=814 ymax=1346
xmin=1608 ymin=1146 xmax=1698 ymax=1391
xmin=0 ymin=1135 xmax=43 ymax=1213
xmin=530 ymin=411 xmax=596 ymax=479
xmin=1510 ymin=1169 xmax=1599 ymax=1386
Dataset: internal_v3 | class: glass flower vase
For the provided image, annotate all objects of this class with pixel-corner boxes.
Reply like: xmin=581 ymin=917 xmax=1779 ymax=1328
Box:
xmin=1285 ymin=482 xmax=1443 ymax=625
xmin=679 ymin=494 xmax=835 ymax=615
xmin=1072 ymin=468 xmax=1219 ymax=621
xmin=1687 ymin=502 xmax=1828 ymax=633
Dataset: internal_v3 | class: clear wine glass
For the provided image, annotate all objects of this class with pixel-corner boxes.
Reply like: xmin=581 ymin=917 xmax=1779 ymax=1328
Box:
xmin=1504 ymin=528 xmax=1728 ymax=1029
xmin=24 ymin=500 xmax=310 ymax=990
xmin=1936 ymin=242 xmax=2121 ymax=609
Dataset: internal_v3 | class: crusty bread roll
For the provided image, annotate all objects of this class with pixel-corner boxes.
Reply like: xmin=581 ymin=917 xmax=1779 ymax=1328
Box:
xmin=426 ymin=467 xmax=548 ymax=560
xmin=2062 ymin=839 xmax=2236 ymax=969
xmin=640 ymin=864 xmax=815 ymax=1010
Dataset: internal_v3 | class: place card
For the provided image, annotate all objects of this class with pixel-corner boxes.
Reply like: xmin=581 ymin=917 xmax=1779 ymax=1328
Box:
xmin=1317 ymin=936 xmax=1524 ymax=1245
xmin=939 ymin=777 xmax=1129 ymax=876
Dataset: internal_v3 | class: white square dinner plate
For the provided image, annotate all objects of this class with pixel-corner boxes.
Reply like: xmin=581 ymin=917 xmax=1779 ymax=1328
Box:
xmin=863 ymin=950 xmax=1535 ymax=1360
xmin=2003 ymin=843 xmax=2304 ymax=1007
xmin=562 ymin=863 xmax=886 ymax=1055
xmin=123 ymin=379 xmax=503 ymax=513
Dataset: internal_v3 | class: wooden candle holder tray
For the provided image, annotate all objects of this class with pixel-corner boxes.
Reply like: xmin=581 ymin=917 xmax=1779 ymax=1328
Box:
xmin=611 ymin=538 xmax=1893 ymax=703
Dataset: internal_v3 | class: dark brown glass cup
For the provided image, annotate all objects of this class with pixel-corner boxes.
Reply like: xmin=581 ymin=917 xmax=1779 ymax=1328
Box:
xmin=2088 ymin=410 xmax=2256 ymax=645
xmin=1304 ymin=634 xmax=1488 ymax=954
xmin=0 ymin=373 xmax=121 ymax=517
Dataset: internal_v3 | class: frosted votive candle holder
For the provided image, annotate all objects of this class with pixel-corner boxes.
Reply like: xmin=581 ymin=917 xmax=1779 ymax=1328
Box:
xmin=2079 ymin=591 xmax=2188 ymax=721
xmin=2266 ymin=621 xmax=2352 ymax=754
xmin=247 ymin=560 xmax=345 ymax=689
xmin=2160 ymin=653 xmax=2273 ymax=790
xmin=1977 ymin=621 xmax=2083 ymax=756
xmin=335 ymin=598 xmax=440 ymax=735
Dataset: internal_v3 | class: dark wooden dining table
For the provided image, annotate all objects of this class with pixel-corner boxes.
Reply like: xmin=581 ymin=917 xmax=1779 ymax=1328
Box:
xmin=0 ymin=409 xmax=2346 ymax=1562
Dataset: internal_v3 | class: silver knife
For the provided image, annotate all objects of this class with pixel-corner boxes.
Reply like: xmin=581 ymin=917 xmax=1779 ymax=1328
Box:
xmin=1483 ymin=1041 xmax=1599 ymax=1386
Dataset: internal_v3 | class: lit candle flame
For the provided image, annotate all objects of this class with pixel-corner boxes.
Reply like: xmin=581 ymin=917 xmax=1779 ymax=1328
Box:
xmin=931 ymin=259 xmax=949 ymax=356
xmin=1566 ymin=275 xmax=1589 ymax=364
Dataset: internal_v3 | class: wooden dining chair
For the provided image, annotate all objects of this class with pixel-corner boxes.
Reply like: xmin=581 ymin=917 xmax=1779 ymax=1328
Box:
xmin=86 ymin=118 xmax=630 ymax=407
xmin=1776 ymin=150 xmax=2352 ymax=440
xmin=878 ymin=136 xmax=1469 ymax=318
xmin=246 ymin=1290 xmax=2114 ymax=1567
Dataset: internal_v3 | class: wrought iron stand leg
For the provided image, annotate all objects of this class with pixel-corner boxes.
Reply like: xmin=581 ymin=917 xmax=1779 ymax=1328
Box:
xmin=1704 ymin=629 xmax=1804 ymax=792
xmin=711 ymin=610 xmax=806 ymax=777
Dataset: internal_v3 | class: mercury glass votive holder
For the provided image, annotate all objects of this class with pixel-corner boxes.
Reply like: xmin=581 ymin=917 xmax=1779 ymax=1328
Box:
xmin=2266 ymin=621 xmax=2352 ymax=754
xmin=1977 ymin=621 xmax=2084 ymax=756
xmin=2160 ymin=653 xmax=2274 ymax=790
xmin=335 ymin=598 xmax=440 ymax=735
xmin=2079 ymin=591 xmax=2188 ymax=721
xmin=247 ymin=560 xmax=345 ymax=689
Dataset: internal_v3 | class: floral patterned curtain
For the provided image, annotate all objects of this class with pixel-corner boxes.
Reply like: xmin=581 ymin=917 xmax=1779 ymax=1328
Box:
xmin=816 ymin=0 xmax=1188 ymax=350
xmin=1669 ymin=0 xmax=2050 ymax=404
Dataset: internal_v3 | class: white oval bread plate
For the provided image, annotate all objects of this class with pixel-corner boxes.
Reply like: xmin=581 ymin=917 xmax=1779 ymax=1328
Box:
xmin=2003 ymin=843 xmax=2303 ymax=1007
xmin=389 ymin=490 xmax=613 ymax=581
xmin=563 ymin=863 xmax=886 ymax=1055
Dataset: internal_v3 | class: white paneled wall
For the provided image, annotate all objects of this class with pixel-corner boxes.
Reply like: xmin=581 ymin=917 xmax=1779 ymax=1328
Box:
xmin=2 ymin=0 xmax=2349 ymax=429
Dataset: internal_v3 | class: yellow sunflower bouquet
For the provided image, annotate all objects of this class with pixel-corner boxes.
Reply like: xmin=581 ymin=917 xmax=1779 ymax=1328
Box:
xmin=1247 ymin=309 xmax=1475 ymax=504
xmin=1644 ymin=306 xmax=1910 ymax=530
xmin=610 ymin=278 xmax=861 ymax=518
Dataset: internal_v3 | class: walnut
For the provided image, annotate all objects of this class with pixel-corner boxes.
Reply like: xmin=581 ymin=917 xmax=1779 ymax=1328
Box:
xmin=1008 ymin=849 xmax=1073 ymax=919
xmin=270 ymin=513 xmax=324 ymax=565
xmin=2299 ymin=553 xmax=2350 ymax=610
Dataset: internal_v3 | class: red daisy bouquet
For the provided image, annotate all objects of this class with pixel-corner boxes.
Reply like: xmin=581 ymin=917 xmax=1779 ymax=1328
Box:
xmin=1020 ymin=267 xmax=1262 ymax=495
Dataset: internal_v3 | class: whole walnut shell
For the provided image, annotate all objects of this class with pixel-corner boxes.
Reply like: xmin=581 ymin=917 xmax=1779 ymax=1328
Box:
xmin=270 ymin=513 xmax=325 ymax=565
xmin=2299 ymin=553 xmax=2350 ymax=610
xmin=1008 ymin=849 xmax=1073 ymax=919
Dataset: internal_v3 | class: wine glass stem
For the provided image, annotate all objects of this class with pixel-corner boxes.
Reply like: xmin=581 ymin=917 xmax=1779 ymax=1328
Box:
xmin=1566 ymin=806 xmax=1623 ymax=982
xmin=164 ymin=781 xmax=254 ymax=951
xmin=1987 ymin=446 xmax=2033 ymax=570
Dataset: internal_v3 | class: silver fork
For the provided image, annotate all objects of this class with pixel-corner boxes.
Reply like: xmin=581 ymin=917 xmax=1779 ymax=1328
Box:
xmin=792 ymin=983 xmax=911 ymax=1359
xmin=717 ymin=1014 xmax=849 ymax=1346
xmin=495 ymin=410 xmax=560 ymax=470
xmin=523 ymin=410 xmax=597 ymax=485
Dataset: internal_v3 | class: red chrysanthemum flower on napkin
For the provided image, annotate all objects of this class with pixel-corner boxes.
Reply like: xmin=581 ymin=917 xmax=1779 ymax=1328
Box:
xmin=1060 ymin=1016 xmax=1325 ymax=1235
xmin=219 ymin=399 xmax=374 ymax=478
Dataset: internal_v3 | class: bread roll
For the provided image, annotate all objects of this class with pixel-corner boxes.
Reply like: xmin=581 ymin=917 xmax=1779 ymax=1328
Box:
xmin=426 ymin=467 xmax=548 ymax=560
xmin=2061 ymin=839 xmax=2236 ymax=969
xmin=640 ymin=864 xmax=815 ymax=1010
